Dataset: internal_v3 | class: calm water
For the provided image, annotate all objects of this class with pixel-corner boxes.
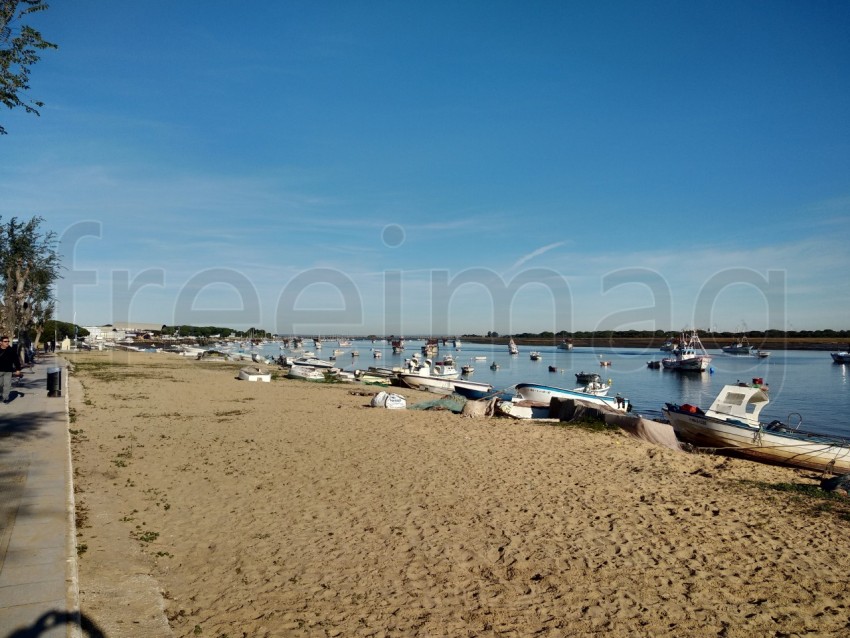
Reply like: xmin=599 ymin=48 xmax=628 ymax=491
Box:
xmin=262 ymin=340 xmax=850 ymax=438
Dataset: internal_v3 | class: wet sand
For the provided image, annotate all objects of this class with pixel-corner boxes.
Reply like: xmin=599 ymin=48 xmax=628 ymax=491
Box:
xmin=67 ymin=351 xmax=850 ymax=637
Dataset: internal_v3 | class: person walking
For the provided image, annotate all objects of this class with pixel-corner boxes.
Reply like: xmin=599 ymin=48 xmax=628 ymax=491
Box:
xmin=0 ymin=335 xmax=23 ymax=403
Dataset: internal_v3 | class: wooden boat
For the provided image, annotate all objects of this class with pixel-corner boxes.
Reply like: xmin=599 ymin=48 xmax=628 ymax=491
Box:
xmin=663 ymin=384 xmax=850 ymax=474
xmin=661 ymin=330 xmax=712 ymax=372
xmin=238 ymin=366 xmax=271 ymax=382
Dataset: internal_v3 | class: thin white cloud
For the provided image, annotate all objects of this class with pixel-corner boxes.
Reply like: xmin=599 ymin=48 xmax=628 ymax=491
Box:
xmin=508 ymin=242 xmax=565 ymax=272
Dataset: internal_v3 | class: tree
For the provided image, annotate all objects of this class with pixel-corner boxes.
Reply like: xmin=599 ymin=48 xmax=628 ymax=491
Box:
xmin=1 ymin=0 xmax=56 ymax=135
xmin=0 ymin=216 xmax=61 ymax=346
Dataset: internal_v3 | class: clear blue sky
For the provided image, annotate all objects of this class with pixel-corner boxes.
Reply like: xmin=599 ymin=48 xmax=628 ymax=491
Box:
xmin=2 ymin=1 xmax=848 ymax=335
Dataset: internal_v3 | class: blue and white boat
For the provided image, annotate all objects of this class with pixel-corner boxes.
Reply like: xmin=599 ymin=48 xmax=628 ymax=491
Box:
xmin=513 ymin=381 xmax=630 ymax=412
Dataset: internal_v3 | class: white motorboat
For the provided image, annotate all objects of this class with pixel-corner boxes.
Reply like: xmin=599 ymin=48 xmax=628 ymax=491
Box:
xmin=513 ymin=382 xmax=629 ymax=412
xmin=529 ymin=351 xmax=541 ymax=361
xmin=663 ymin=383 xmax=850 ymax=474
xmin=831 ymin=351 xmax=850 ymax=363
xmin=287 ymin=365 xmax=326 ymax=381
xmin=556 ymin=339 xmax=573 ymax=351
xmin=238 ymin=366 xmax=271 ymax=382
xmin=461 ymin=364 xmax=474 ymax=375
xmin=292 ymin=355 xmax=336 ymax=369
xmin=661 ymin=330 xmax=712 ymax=372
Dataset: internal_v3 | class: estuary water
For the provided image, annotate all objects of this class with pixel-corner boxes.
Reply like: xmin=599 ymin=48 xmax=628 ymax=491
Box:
xmin=262 ymin=340 xmax=850 ymax=438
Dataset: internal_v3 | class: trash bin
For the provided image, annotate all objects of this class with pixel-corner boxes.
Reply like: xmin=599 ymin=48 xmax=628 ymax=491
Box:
xmin=47 ymin=366 xmax=62 ymax=397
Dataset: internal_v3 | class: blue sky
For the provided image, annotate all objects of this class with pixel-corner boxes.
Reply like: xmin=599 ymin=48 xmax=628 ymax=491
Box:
xmin=2 ymin=1 xmax=848 ymax=335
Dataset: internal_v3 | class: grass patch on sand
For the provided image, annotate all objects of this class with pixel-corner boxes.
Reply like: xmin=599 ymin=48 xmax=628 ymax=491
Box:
xmin=738 ymin=479 xmax=850 ymax=521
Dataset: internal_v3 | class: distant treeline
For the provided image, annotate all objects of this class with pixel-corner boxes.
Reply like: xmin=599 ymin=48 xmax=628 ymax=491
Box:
xmin=161 ymin=325 xmax=270 ymax=338
xmin=472 ymin=329 xmax=850 ymax=340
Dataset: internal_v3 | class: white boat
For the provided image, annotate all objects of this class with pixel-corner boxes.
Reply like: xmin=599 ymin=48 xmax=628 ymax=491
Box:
xmin=461 ymin=364 xmax=474 ymax=375
xmin=831 ymin=351 xmax=850 ymax=363
xmin=337 ymin=339 xmax=352 ymax=347
xmin=287 ymin=365 xmax=326 ymax=381
xmin=373 ymin=350 xmax=382 ymax=358
xmin=473 ymin=356 xmax=487 ymax=361
xmin=329 ymin=369 xmax=356 ymax=383
xmin=722 ymin=335 xmax=752 ymax=355
xmin=238 ymin=366 xmax=271 ymax=382
xmin=391 ymin=338 xmax=405 ymax=354
xmin=753 ymin=349 xmax=771 ymax=358
xmin=556 ymin=339 xmax=573 ymax=351
xmin=508 ymin=338 xmax=519 ymax=355
xmin=398 ymin=371 xmax=493 ymax=399
xmin=661 ymin=330 xmax=712 ymax=372
xmin=453 ymin=337 xmax=462 ymax=349
xmin=513 ymin=382 xmax=630 ymax=412
xmin=663 ymin=384 xmax=850 ymax=474
xmin=529 ymin=351 xmax=541 ymax=361
xmin=292 ymin=355 xmax=336 ymax=369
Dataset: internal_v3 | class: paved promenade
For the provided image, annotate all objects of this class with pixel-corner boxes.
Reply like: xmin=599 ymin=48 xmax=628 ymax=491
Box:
xmin=0 ymin=356 xmax=90 ymax=638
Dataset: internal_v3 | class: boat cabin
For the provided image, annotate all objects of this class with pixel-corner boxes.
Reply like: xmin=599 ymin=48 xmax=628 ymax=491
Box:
xmin=705 ymin=385 xmax=770 ymax=428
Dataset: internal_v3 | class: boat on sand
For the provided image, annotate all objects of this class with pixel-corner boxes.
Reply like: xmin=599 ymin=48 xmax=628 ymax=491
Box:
xmin=238 ymin=366 xmax=271 ymax=382
xmin=663 ymin=384 xmax=850 ymax=474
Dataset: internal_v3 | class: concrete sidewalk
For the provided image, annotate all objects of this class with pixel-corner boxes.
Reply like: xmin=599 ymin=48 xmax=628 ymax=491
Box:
xmin=0 ymin=356 xmax=89 ymax=638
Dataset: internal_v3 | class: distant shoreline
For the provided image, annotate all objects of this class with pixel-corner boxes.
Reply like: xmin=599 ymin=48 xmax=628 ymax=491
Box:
xmin=462 ymin=336 xmax=849 ymax=351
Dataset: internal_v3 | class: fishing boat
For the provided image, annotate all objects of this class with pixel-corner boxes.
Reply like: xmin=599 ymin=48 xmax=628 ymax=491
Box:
xmin=722 ymin=335 xmax=752 ymax=355
xmin=508 ymin=338 xmax=519 ymax=355
xmin=490 ymin=361 xmax=500 ymax=370
xmin=238 ymin=366 xmax=271 ymax=382
xmin=831 ymin=351 xmax=850 ymax=363
xmin=422 ymin=339 xmax=439 ymax=356
xmin=461 ymin=364 xmax=475 ymax=375
xmin=575 ymin=371 xmax=601 ymax=385
xmin=391 ymin=338 xmax=405 ymax=354
xmin=661 ymin=330 xmax=712 ymax=372
xmin=530 ymin=351 xmax=542 ymax=361
xmin=663 ymin=384 xmax=850 ymax=474
xmin=659 ymin=337 xmax=678 ymax=352
xmin=556 ymin=339 xmax=573 ymax=351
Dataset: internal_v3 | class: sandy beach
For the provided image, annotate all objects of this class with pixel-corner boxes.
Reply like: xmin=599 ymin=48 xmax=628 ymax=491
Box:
xmin=66 ymin=351 xmax=850 ymax=637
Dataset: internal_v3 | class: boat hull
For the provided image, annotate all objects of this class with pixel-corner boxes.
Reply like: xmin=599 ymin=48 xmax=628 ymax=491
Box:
xmin=661 ymin=356 xmax=710 ymax=371
xmin=664 ymin=408 xmax=850 ymax=474
xmin=514 ymin=383 xmax=629 ymax=411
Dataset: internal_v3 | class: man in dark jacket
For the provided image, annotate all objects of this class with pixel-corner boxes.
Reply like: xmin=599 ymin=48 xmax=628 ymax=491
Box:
xmin=0 ymin=335 xmax=22 ymax=402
